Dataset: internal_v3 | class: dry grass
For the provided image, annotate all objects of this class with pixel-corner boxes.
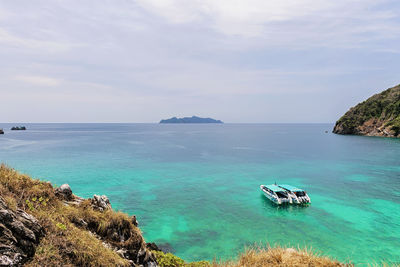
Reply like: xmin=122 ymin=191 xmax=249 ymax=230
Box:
xmin=213 ymin=246 xmax=352 ymax=267
xmin=152 ymin=245 xmax=351 ymax=267
xmin=0 ymin=164 xmax=135 ymax=266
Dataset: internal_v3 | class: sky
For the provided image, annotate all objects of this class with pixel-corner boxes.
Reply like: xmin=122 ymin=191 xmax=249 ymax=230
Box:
xmin=1 ymin=0 xmax=400 ymax=123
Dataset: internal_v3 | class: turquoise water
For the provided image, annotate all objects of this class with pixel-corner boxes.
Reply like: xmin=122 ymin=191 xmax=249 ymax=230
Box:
xmin=0 ymin=123 xmax=399 ymax=265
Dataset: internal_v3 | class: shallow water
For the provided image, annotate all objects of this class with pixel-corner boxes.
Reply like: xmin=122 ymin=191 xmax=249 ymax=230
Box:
xmin=0 ymin=123 xmax=399 ymax=265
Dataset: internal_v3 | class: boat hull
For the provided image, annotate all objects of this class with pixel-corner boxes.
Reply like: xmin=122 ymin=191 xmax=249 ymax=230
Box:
xmin=260 ymin=185 xmax=291 ymax=205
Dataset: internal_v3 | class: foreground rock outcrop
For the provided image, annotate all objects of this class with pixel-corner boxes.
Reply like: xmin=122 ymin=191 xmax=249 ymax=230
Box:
xmin=0 ymin=165 xmax=158 ymax=267
xmin=0 ymin=197 xmax=44 ymax=266
xmin=53 ymin=185 xmax=158 ymax=267
xmin=333 ymin=84 xmax=400 ymax=137
xmin=54 ymin=183 xmax=73 ymax=200
xmin=90 ymin=194 xmax=112 ymax=212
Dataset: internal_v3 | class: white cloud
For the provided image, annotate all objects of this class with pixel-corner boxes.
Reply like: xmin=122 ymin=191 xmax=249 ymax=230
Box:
xmin=0 ymin=28 xmax=80 ymax=53
xmin=136 ymin=0 xmax=398 ymax=41
xmin=0 ymin=0 xmax=399 ymax=122
xmin=14 ymin=75 xmax=61 ymax=87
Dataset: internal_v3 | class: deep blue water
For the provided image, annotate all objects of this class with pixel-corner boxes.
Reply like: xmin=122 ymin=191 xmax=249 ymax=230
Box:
xmin=0 ymin=123 xmax=399 ymax=265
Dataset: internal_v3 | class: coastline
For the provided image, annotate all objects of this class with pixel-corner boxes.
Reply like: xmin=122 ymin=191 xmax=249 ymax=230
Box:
xmin=0 ymin=164 xmax=350 ymax=266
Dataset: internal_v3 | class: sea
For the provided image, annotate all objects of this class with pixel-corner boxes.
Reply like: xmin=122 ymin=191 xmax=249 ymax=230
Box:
xmin=0 ymin=123 xmax=399 ymax=265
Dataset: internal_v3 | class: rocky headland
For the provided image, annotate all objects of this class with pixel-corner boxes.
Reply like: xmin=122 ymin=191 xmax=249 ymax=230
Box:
xmin=0 ymin=165 xmax=349 ymax=266
xmin=333 ymin=84 xmax=400 ymax=137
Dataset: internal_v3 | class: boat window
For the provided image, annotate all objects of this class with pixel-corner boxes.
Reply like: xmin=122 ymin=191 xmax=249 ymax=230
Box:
xmin=276 ymin=191 xmax=287 ymax=198
xmin=263 ymin=187 xmax=271 ymax=193
xmin=295 ymin=191 xmax=306 ymax=197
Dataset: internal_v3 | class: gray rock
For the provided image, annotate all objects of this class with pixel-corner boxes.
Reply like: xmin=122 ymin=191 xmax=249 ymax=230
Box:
xmin=136 ymin=248 xmax=158 ymax=267
xmin=91 ymin=194 xmax=112 ymax=212
xmin=116 ymin=248 xmax=128 ymax=258
xmin=55 ymin=184 xmax=73 ymax=200
xmin=146 ymin=261 xmax=158 ymax=267
xmin=0 ymin=197 xmax=44 ymax=266
xmin=146 ymin=242 xmax=161 ymax=252
xmin=131 ymin=215 xmax=139 ymax=227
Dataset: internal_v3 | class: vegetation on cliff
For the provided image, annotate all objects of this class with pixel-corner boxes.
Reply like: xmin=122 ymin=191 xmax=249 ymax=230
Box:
xmin=333 ymin=84 xmax=400 ymax=137
xmin=0 ymin=165 xmax=350 ymax=266
xmin=0 ymin=164 xmax=155 ymax=266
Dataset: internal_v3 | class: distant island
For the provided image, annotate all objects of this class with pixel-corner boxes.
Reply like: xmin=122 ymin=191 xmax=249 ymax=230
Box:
xmin=333 ymin=84 xmax=400 ymax=137
xmin=160 ymin=116 xmax=223 ymax=124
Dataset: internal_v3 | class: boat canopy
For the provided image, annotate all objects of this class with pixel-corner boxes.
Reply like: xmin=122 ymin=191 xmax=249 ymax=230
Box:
xmin=264 ymin=184 xmax=285 ymax=192
xmin=279 ymin=184 xmax=304 ymax=192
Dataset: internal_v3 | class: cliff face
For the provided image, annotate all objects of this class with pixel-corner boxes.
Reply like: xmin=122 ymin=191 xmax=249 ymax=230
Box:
xmin=333 ymin=84 xmax=400 ymax=137
xmin=0 ymin=197 xmax=44 ymax=265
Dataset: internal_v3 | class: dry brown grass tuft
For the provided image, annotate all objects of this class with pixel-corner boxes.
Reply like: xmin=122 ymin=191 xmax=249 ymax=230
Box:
xmin=212 ymin=245 xmax=352 ymax=267
xmin=65 ymin=199 xmax=144 ymax=250
xmin=0 ymin=164 xmax=57 ymax=209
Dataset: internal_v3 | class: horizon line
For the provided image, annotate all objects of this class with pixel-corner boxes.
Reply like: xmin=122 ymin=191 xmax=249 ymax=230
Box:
xmin=0 ymin=122 xmax=335 ymax=124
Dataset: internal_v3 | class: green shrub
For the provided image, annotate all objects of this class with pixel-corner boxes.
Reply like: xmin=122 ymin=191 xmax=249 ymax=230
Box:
xmin=152 ymin=251 xmax=211 ymax=267
xmin=153 ymin=251 xmax=185 ymax=267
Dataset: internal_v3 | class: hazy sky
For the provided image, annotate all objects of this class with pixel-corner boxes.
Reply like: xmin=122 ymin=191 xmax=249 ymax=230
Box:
xmin=1 ymin=0 xmax=400 ymax=123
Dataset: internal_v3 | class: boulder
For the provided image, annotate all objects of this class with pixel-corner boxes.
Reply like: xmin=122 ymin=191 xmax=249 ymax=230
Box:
xmin=91 ymin=195 xmax=112 ymax=212
xmin=0 ymin=197 xmax=44 ymax=266
xmin=131 ymin=215 xmax=139 ymax=227
xmin=55 ymin=184 xmax=73 ymax=201
xmin=136 ymin=247 xmax=158 ymax=267
xmin=146 ymin=242 xmax=161 ymax=252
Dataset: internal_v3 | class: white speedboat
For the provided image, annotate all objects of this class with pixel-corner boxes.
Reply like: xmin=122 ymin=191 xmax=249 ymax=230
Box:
xmin=260 ymin=184 xmax=292 ymax=205
xmin=278 ymin=184 xmax=311 ymax=204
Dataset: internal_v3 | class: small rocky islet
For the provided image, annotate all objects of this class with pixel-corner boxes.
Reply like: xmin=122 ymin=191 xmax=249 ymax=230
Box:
xmin=333 ymin=84 xmax=400 ymax=137
xmin=11 ymin=126 xmax=27 ymax=131
xmin=0 ymin=126 xmax=27 ymax=135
